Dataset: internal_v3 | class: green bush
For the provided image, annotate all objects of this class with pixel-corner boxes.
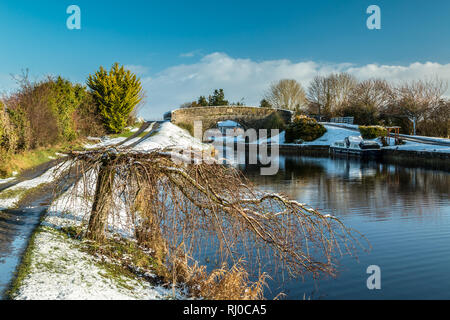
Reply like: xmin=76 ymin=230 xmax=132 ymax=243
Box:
xmin=359 ymin=126 xmax=387 ymax=139
xmin=6 ymin=106 xmax=32 ymax=151
xmin=0 ymin=103 xmax=18 ymax=157
xmin=48 ymin=77 xmax=89 ymax=142
xmin=285 ymin=116 xmax=326 ymax=143
xmin=87 ymin=63 xmax=143 ymax=133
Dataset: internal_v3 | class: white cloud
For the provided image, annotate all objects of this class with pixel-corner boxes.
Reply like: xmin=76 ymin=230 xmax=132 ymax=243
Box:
xmin=124 ymin=64 xmax=149 ymax=76
xmin=179 ymin=50 xmax=202 ymax=58
xmin=136 ymin=53 xmax=450 ymax=119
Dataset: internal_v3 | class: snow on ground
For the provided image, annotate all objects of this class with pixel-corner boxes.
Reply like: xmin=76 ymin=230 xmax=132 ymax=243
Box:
xmin=0 ymin=163 xmax=69 ymax=209
xmin=14 ymin=226 xmax=180 ymax=300
xmin=303 ymin=125 xmax=361 ymax=146
xmin=133 ymin=121 xmax=210 ymax=152
xmin=84 ymin=136 xmax=127 ymax=149
xmin=0 ymin=196 xmax=21 ymax=210
xmin=120 ymin=122 xmax=156 ymax=148
xmin=12 ymin=122 xmax=207 ymax=300
xmin=319 ymin=122 xmax=359 ymax=130
xmin=384 ymin=141 xmax=450 ymax=153
xmin=0 ymin=171 xmax=18 ymax=184
xmin=215 ymin=125 xmax=358 ymax=146
xmin=254 ymin=125 xmax=450 ymax=153
xmin=398 ymin=134 xmax=450 ymax=145
xmin=0 ymin=177 xmax=15 ymax=184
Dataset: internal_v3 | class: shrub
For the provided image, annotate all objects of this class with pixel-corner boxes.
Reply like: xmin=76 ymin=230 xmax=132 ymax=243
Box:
xmin=176 ymin=122 xmax=194 ymax=136
xmin=87 ymin=63 xmax=143 ymax=133
xmin=48 ymin=77 xmax=88 ymax=142
xmin=6 ymin=106 xmax=32 ymax=151
xmin=359 ymin=125 xmax=387 ymax=139
xmin=0 ymin=103 xmax=18 ymax=164
xmin=285 ymin=115 xmax=326 ymax=142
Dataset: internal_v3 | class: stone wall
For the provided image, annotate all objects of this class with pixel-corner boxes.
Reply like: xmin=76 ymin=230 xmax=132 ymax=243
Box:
xmin=168 ymin=106 xmax=293 ymax=130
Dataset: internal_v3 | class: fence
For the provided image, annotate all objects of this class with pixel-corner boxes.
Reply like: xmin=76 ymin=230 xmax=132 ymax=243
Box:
xmin=330 ymin=117 xmax=354 ymax=124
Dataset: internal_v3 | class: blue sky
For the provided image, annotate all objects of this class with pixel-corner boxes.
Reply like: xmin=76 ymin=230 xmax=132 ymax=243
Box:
xmin=1 ymin=0 xmax=449 ymax=118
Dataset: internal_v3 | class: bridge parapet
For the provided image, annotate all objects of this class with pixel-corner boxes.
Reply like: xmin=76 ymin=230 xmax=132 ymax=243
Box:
xmin=167 ymin=106 xmax=293 ymax=131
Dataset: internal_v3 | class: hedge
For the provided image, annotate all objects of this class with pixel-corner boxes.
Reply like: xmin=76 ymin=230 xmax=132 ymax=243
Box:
xmin=285 ymin=116 xmax=326 ymax=143
xmin=359 ymin=126 xmax=387 ymax=139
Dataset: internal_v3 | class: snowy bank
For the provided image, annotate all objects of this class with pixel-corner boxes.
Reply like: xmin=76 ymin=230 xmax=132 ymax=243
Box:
xmin=11 ymin=122 xmax=206 ymax=300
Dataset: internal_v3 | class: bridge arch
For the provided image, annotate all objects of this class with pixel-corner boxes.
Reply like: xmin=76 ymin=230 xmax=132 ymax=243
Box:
xmin=165 ymin=106 xmax=293 ymax=131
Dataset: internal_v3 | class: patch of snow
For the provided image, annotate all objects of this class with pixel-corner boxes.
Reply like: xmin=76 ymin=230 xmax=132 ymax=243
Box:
xmin=14 ymin=227 xmax=180 ymax=300
xmin=0 ymin=163 xmax=70 ymax=209
xmin=0 ymin=177 xmax=16 ymax=184
xmin=301 ymin=125 xmax=358 ymax=146
xmin=85 ymin=137 xmax=127 ymax=149
xmin=399 ymin=134 xmax=450 ymax=145
xmin=0 ymin=196 xmax=21 ymax=210
xmin=11 ymin=163 xmax=69 ymax=190
xmin=320 ymin=122 xmax=359 ymax=130
xmin=133 ymin=122 xmax=210 ymax=152
xmin=384 ymin=141 xmax=450 ymax=153
xmin=120 ymin=122 xmax=156 ymax=147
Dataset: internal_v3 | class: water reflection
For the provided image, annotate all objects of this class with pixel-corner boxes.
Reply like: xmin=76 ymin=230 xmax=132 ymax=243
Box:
xmin=232 ymin=153 xmax=450 ymax=299
xmin=240 ymin=156 xmax=449 ymax=222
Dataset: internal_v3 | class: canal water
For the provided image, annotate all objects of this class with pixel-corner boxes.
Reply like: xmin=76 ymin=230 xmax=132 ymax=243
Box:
xmin=234 ymin=153 xmax=450 ymax=299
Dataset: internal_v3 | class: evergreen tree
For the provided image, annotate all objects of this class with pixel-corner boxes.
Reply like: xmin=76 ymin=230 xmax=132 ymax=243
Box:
xmin=259 ymin=99 xmax=272 ymax=108
xmin=87 ymin=63 xmax=143 ymax=133
xmin=208 ymin=89 xmax=229 ymax=106
xmin=197 ymin=96 xmax=208 ymax=106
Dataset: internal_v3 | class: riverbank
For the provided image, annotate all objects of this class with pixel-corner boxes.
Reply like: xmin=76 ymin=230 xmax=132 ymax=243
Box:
xmin=258 ymin=125 xmax=450 ymax=171
xmin=4 ymin=122 xmax=209 ymax=300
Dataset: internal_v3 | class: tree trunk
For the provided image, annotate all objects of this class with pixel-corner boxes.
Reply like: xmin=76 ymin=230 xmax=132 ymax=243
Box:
xmin=86 ymin=157 xmax=115 ymax=242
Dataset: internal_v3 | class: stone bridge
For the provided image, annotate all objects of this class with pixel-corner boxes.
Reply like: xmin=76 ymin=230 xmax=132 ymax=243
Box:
xmin=165 ymin=106 xmax=293 ymax=131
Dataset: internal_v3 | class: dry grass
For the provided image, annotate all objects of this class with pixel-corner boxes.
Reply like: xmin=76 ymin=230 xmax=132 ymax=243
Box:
xmin=181 ymin=259 xmax=267 ymax=300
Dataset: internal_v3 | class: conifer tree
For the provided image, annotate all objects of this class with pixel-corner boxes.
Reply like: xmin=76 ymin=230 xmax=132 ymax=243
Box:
xmin=87 ymin=63 xmax=143 ymax=133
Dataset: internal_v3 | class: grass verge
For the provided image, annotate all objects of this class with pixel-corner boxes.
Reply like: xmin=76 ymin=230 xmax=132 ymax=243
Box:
xmin=0 ymin=140 xmax=85 ymax=179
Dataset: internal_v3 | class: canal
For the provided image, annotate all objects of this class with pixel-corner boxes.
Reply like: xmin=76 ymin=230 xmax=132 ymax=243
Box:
xmin=236 ymin=153 xmax=450 ymax=299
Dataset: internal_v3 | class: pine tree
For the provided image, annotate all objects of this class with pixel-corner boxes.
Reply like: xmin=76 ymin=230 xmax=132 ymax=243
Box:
xmin=87 ymin=63 xmax=143 ymax=133
xmin=208 ymin=89 xmax=228 ymax=106
xmin=197 ymin=96 xmax=208 ymax=106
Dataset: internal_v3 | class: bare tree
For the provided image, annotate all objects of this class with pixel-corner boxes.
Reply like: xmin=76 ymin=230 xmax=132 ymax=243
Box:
xmin=264 ymin=79 xmax=307 ymax=112
xmin=307 ymin=73 xmax=357 ymax=118
xmin=392 ymin=78 xmax=447 ymax=135
xmin=330 ymin=73 xmax=358 ymax=108
xmin=349 ymin=79 xmax=393 ymax=110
